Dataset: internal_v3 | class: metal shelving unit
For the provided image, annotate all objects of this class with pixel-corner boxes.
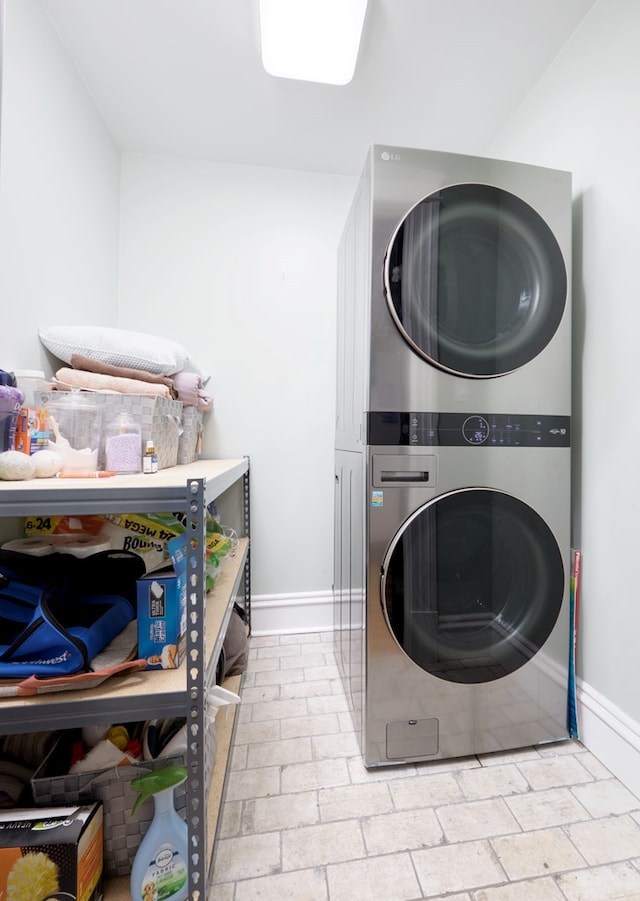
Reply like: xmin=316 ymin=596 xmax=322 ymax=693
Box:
xmin=0 ymin=458 xmax=251 ymax=900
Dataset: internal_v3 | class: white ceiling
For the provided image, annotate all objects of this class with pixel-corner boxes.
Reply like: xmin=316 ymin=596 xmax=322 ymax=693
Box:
xmin=41 ymin=0 xmax=598 ymax=177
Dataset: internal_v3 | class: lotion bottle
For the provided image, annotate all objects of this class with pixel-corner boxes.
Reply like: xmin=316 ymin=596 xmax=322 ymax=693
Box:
xmin=130 ymin=765 xmax=189 ymax=901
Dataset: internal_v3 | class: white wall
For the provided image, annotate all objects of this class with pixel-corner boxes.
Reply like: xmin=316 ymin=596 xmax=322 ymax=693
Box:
xmin=118 ymin=154 xmax=356 ymax=604
xmin=0 ymin=0 xmax=120 ymax=371
xmin=489 ymin=0 xmax=640 ymax=788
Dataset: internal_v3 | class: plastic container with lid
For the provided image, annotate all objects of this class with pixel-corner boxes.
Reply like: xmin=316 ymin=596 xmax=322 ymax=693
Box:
xmin=12 ymin=369 xmax=50 ymax=455
xmin=104 ymin=412 xmax=142 ymax=474
xmin=12 ymin=369 xmax=50 ymax=407
xmin=46 ymin=393 xmax=103 ymax=472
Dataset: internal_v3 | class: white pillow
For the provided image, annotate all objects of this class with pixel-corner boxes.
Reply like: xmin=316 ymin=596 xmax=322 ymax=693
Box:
xmin=39 ymin=326 xmax=210 ymax=383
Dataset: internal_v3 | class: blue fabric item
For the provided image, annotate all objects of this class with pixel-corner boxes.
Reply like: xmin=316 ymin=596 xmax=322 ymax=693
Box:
xmin=0 ymin=549 xmax=141 ymax=678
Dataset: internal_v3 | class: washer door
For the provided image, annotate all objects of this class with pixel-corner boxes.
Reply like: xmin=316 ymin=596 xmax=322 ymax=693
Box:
xmin=383 ymin=184 xmax=567 ymax=377
xmin=380 ymin=488 xmax=564 ymax=683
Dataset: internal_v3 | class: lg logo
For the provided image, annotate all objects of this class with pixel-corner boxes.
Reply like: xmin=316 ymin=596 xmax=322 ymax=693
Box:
xmin=381 ymin=151 xmax=401 ymax=161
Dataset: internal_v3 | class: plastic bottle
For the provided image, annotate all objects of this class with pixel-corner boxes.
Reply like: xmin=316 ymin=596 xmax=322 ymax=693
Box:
xmin=143 ymin=439 xmax=158 ymax=473
xmin=130 ymin=765 xmax=189 ymax=901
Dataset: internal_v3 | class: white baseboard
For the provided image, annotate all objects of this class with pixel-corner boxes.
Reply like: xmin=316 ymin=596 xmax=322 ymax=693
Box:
xmin=577 ymin=678 xmax=640 ymax=798
xmin=249 ymin=595 xmax=640 ymax=798
xmin=250 ymin=590 xmax=334 ymax=636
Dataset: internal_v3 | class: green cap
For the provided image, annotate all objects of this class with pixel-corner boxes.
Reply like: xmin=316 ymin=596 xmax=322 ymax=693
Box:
xmin=130 ymin=765 xmax=188 ymax=815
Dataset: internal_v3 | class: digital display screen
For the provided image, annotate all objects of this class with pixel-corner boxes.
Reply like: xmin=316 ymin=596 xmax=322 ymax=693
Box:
xmin=462 ymin=416 xmax=490 ymax=445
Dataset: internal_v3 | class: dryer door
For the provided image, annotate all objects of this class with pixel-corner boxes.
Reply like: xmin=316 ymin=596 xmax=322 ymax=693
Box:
xmin=380 ymin=488 xmax=564 ymax=683
xmin=383 ymin=184 xmax=567 ymax=377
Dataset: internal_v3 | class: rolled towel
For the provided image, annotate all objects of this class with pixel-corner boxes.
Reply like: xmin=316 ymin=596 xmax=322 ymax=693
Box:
xmin=172 ymin=371 xmax=213 ymax=410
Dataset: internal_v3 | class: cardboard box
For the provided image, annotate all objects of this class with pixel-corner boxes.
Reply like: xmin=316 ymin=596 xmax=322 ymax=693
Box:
xmin=0 ymin=802 xmax=103 ymax=901
xmin=136 ymin=556 xmax=186 ymax=670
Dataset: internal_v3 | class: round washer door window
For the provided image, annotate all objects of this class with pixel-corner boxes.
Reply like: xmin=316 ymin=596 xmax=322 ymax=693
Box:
xmin=380 ymin=488 xmax=565 ymax=683
xmin=384 ymin=184 xmax=567 ymax=377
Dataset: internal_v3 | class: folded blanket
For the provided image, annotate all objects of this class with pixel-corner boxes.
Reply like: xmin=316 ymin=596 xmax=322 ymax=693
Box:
xmin=71 ymin=353 xmax=176 ymax=395
xmin=172 ymin=371 xmax=213 ymax=411
xmin=55 ymin=368 xmax=172 ymax=397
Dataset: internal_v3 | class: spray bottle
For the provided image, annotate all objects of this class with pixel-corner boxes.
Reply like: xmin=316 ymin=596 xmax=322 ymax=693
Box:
xmin=130 ymin=765 xmax=189 ymax=901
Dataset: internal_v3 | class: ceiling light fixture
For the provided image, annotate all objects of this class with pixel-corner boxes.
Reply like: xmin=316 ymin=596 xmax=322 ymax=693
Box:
xmin=259 ymin=0 xmax=368 ymax=86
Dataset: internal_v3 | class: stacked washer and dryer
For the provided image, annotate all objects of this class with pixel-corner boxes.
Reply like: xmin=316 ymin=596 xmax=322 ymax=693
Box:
xmin=334 ymin=146 xmax=572 ymax=767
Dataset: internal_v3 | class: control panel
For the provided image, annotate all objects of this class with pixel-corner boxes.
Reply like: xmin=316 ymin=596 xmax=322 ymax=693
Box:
xmin=367 ymin=411 xmax=570 ymax=447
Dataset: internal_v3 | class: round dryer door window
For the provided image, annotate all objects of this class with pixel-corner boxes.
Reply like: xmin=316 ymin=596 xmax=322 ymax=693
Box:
xmin=380 ymin=488 xmax=565 ymax=683
xmin=383 ymin=184 xmax=567 ymax=377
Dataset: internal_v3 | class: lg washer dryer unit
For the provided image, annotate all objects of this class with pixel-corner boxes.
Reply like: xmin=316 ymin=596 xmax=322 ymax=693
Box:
xmin=362 ymin=411 xmax=571 ymax=767
xmin=334 ymin=147 xmax=572 ymax=768
xmin=366 ymin=146 xmax=572 ymax=417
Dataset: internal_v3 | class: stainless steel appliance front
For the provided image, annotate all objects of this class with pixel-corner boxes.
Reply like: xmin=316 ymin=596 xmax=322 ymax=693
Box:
xmin=363 ymin=439 xmax=570 ymax=766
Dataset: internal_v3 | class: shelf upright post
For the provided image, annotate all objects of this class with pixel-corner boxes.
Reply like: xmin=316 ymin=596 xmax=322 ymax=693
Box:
xmin=243 ymin=455 xmax=251 ymax=631
xmin=185 ymin=476 xmax=208 ymax=900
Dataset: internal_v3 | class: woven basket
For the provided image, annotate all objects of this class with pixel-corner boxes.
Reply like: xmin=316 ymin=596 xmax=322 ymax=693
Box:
xmin=31 ymin=725 xmax=216 ymax=878
xmin=177 ymin=406 xmax=204 ymax=465
xmin=31 ymin=740 xmax=187 ymax=878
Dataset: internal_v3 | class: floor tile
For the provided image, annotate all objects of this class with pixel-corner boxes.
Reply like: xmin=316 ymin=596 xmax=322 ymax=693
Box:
xmin=281 ymin=757 xmax=351 ymax=794
xmin=437 ymin=797 xmax=521 ymax=842
xmin=218 ymin=798 xmax=242 ymax=839
xmin=307 ymin=694 xmax=350 ymax=715
xmin=224 ymin=765 xmax=281 ymax=802
xmin=246 ymin=735 xmax=312 ymax=768
xmin=576 ymin=750 xmax=614 ymax=780
xmin=361 ymin=806 xmax=443 ymax=854
xmin=249 ymin=698 xmax=309 ymax=722
xmin=477 ymin=746 xmax=541 ymax=766
xmin=234 ymin=867 xmax=329 ymax=900
xmin=233 ymin=718 xmax=280 ymax=746
xmin=429 ymin=895 xmax=472 ymax=901
xmin=279 ymin=652 xmax=328 ymax=669
xmin=257 ymin=643 xmax=303 ymax=659
xmin=505 ymin=786 xmax=591 ymax=830
xmin=456 ymin=763 xmax=529 ymax=800
xmin=279 ymin=678 xmax=334 ymax=699
xmin=281 ymin=819 xmax=365 ymax=870
xmin=516 ymin=755 xmax=593 ymax=791
xmin=240 ymin=683 xmax=281 ymax=704
xmin=319 ymin=781 xmax=394 ymax=822
xmin=212 ymin=831 xmax=281 ymax=883
xmin=280 ymin=712 xmax=340 ymax=739
xmin=565 ymin=814 xmax=640 ymax=865
xmin=348 ymin=758 xmax=418 ymax=784
xmin=326 ymin=852 xmax=421 ymax=901
xmin=245 ymin=655 xmax=279 ymax=673
xmin=312 ymin=731 xmax=360 ymax=760
xmin=412 ymin=839 xmax=506 ymax=895
xmin=242 ymin=790 xmax=319 ymax=834
xmin=473 ymin=876 xmax=565 ymax=899
xmin=210 ymin=882 xmax=235 ymax=900
xmin=536 ymin=740 xmax=583 ymax=757
xmin=555 ymin=860 xmax=640 ymax=900
xmin=571 ymin=778 xmax=640 ymax=817
xmin=490 ymin=827 xmax=586 ymax=879
xmin=388 ymin=771 xmax=463 ymax=809
xmin=254 ymin=666 xmax=304 ymax=686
